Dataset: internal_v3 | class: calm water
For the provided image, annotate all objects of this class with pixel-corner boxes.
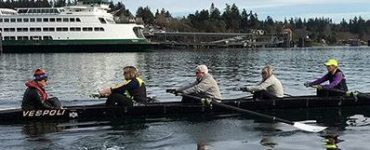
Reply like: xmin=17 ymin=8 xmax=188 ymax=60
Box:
xmin=1 ymin=47 xmax=370 ymax=149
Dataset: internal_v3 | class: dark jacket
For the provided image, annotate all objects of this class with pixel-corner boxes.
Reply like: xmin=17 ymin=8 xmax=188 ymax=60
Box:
xmin=22 ymin=86 xmax=54 ymax=110
xmin=310 ymin=69 xmax=348 ymax=91
xmin=111 ymin=77 xmax=147 ymax=103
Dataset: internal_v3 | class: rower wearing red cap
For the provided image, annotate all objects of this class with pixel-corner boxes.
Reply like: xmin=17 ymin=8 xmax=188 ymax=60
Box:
xmin=22 ymin=68 xmax=62 ymax=110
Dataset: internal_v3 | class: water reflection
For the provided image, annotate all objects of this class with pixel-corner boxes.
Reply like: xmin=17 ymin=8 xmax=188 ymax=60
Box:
xmin=23 ymin=122 xmax=63 ymax=137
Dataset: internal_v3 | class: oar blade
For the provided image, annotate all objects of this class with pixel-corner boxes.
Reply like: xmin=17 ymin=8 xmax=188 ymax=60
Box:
xmin=293 ymin=122 xmax=327 ymax=133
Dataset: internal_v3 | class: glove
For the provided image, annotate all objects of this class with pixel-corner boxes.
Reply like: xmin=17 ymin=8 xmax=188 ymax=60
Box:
xmin=304 ymin=82 xmax=310 ymax=87
xmin=98 ymin=87 xmax=112 ymax=96
xmin=240 ymin=87 xmax=249 ymax=92
xmin=166 ymin=89 xmax=177 ymax=94
xmin=90 ymin=93 xmax=102 ymax=98
xmin=311 ymin=85 xmax=322 ymax=90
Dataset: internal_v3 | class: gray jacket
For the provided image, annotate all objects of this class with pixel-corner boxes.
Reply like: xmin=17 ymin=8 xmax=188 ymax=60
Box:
xmin=177 ymin=73 xmax=222 ymax=99
xmin=248 ymin=75 xmax=284 ymax=97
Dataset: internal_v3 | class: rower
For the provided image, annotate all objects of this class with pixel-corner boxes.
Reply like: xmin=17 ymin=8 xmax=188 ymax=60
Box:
xmin=22 ymin=68 xmax=62 ymax=110
xmin=304 ymin=58 xmax=348 ymax=96
xmin=98 ymin=66 xmax=147 ymax=106
xmin=240 ymin=65 xmax=284 ymax=99
xmin=169 ymin=65 xmax=222 ymax=103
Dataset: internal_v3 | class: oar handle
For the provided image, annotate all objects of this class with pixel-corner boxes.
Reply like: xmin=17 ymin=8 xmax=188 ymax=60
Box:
xmin=89 ymin=93 xmax=106 ymax=99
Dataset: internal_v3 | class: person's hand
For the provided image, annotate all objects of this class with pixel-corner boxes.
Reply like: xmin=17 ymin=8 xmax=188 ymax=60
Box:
xmin=311 ymin=85 xmax=322 ymax=90
xmin=166 ymin=89 xmax=177 ymax=94
xmin=240 ymin=87 xmax=250 ymax=92
xmin=98 ymin=87 xmax=112 ymax=96
xmin=304 ymin=82 xmax=310 ymax=87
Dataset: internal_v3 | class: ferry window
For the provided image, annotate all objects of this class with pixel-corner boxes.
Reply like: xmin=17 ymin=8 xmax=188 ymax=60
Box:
xmin=106 ymin=18 xmax=115 ymax=24
xmin=17 ymin=28 xmax=22 ymax=32
xmin=5 ymin=36 xmax=16 ymax=40
xmin=98 ymin=18 xmax=106 ymax=24
xmin=0 ymin=18 xmax=2 ymax=22
xmin=23 ymin=18 xmax=29 ymax=22
xmin=17 ymin=36 xmax=28 ymax=40
xmin=43 ymin=28 xmax=49 ymax=31
xmin=70 ymin=28 xmax=75 ymax=31
xmin=94 ymin=27 xmax=104 ymax=31
xmin=30 ymin=36 xmax=41 ymax=40
xmin=42 ymin=9 xmax=47 ymax=13
xmin=36 ymin=18 xmax=42 ymax=22
xmin=50 ymin=18 xmax=55 ymax=22
xmin=56 ymin=28 xmax=62 ymax=31
xmin=75 ymin=27 xmax=81 ymax=31
xmin=0 ymin=28 xmax=2 ymax=32
xmin=63 ymin=18 xmax=68 ymax=22
xmin=133 ymin=27 xmax=145 ymax=38
xmin=70 ymin=18 xmax=75 ymax=22
xmin=83 ymin=27 xmax=93 ymax=31
xmin=4 ymin=28 xmax=9 ymax=32
xmin=56 ymin=18 xmax=62 ymax=22
xmin=10 ymin=28 xmax=15 ymax=32
xmin=4 ymin=18 xmax=9 ymax=22
xmin=43 ymin=18 xmax=48 ymax=22
xmin=18 ymin=9 xmax=27 ymax=13
xmin=30 ymin=18 xmax=35 ymax=22
xmin=76 ymin=18 xmax=81 ymax=22
xmin=17 ymin=18 xmax=22 ymax=22
xmin=36 ymin=9 xmax=41 ymax=13
xmin=36 ymin=28 xmax=41 ymax=32
xmin=49 ymin=28 xmax=55 ymax=31
xmin=43 ymin=36 xmax=52 ymax=40
xmin=29 ymin=9 xmax=36 ymax=13
xmin=62 ymin=28 xmax=68 ymax=31
xmin=22 ymin=28 xmax=28 ymax=32
xmin=30 ymin=28 xmax=36 ymax=32
xmin=11 ymin=18 xmax=15 ymax=22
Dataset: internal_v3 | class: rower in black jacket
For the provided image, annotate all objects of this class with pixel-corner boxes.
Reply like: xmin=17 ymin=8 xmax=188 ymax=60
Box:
xmin=22 ymin=68 xmax=61 ymax=110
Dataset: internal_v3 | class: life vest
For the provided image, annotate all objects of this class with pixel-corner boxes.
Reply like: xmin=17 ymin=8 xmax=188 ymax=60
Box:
xmin=112 ymin=77 xmax=147 ymax=103
xmin=327 ymin=69 xmax=348 ymax=91
xmin=25 ymin=80 xmax=48 ymax=102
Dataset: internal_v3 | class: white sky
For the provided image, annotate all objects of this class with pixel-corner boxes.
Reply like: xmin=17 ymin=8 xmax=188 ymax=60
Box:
xmin=120 ymin=0 xmax=370 ymax=22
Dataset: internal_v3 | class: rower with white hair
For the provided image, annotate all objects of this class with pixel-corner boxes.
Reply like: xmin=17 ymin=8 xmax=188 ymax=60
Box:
xmin=174 ymin=65 xmax=222 ymax=103
xmin=241 ymin=65 xmax=284 ymax=99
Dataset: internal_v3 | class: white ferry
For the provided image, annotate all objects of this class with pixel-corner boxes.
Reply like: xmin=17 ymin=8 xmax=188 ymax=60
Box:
xmin=0 ymin=0 xmax=149 ymax=53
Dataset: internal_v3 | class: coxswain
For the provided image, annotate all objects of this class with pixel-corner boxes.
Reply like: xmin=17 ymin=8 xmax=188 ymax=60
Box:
xmin=22 ymin=68 xmax=62 ymax=110
xmin=304 ymin=58 xmax=348 ymax=96
xmin=98 ymin=66 xmax=147 ymax=106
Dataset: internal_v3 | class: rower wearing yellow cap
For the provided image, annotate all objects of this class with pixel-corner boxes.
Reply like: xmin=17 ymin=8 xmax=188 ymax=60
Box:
xmin=304 ymin=58 xmax=348 ymax=96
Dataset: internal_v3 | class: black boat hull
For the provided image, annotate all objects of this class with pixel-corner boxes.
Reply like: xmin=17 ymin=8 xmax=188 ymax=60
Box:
xmin=1 ymin=93 xmax=370 ymax=124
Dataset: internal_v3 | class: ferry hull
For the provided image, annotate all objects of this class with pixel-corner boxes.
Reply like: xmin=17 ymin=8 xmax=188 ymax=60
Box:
xmin=2 ymin=39 xmax=150 ymax=53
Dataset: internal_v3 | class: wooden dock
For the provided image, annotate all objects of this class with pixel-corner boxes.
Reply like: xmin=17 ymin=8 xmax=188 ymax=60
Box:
xmin=145 ymin=32 xmax=290 ymax=49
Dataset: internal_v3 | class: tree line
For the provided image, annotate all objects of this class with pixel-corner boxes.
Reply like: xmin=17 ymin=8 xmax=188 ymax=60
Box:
xmin=1 ymin=1 xmax=369 ymax=43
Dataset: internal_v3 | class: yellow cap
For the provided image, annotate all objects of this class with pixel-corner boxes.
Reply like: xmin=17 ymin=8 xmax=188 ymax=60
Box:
xmin=324 ymin=59 xmax=338 ymax=67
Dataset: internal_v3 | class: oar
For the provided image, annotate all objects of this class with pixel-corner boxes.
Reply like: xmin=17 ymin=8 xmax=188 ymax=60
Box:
xmin=171 ymin=92 xmax=327 ymax=133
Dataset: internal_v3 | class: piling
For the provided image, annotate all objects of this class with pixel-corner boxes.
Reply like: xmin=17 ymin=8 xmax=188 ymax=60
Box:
xmin=0 ymin=32 xmax=2 ymax=55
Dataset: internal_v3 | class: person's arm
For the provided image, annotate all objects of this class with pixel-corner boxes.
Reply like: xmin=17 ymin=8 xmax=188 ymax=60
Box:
xmin=309 ymin=74 xmax=329 ymax=86
xmin=321 ymin=72 xmax=344 ymax=89
xmin=111 ymin=80 xmax=138 ymax=94
xmin=176 ymin=81 xmax=197 ymax=92
xmin=247 ymin=78 xmax=274 ymax=92
xmin=182 ymin=79 xmax=210 ymax=94
xmin=28 ymin=89 xmax=53 ymax=109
